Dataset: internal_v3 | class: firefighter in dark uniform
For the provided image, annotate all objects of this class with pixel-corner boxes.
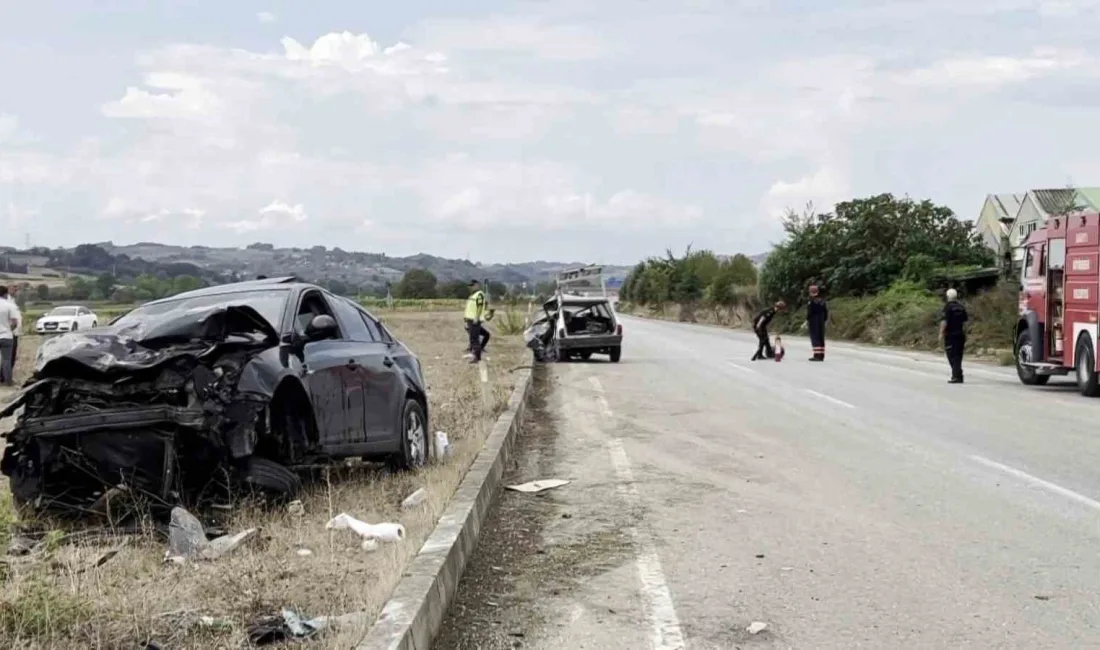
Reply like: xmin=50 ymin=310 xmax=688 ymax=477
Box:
xmin=807 ymin=285 xmax=828 ymax=362
xmin=751 ymin=301 xmax=786 ymax=360
xmin=941 ymin=288 xmax=968 ymax=383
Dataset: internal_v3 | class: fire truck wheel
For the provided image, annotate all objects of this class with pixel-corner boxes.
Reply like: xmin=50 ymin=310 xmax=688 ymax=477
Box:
xmin=1015 ymin=331 xmax=1049 ymax=386
xmin=1075 ymin=336 xmax=1100 ymax=397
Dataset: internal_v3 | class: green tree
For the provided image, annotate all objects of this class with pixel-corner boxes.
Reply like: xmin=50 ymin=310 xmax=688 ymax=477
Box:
xmin=170 ymin=275 xmax=204 ymax=296
xmin=36 ymin=283 xmax=49 ymax=301
xmin=438 ymin=280 xmax=470 ymax=299
xmin=67 ymin=276 xmax=92 ymax=301
xmin=394 ymin=269 xmax=438 ymax=299
xmin=95 ymin=273 xmax=117 ymax=299
xmin=724 ymin=254 xmax=758 ymax=286
xmin=759 ymin=194 xmax=993 ymax=302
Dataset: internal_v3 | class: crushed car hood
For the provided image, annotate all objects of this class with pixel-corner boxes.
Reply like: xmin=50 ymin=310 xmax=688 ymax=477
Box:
xmin=32 ymin=304 xmax=278 ymax=377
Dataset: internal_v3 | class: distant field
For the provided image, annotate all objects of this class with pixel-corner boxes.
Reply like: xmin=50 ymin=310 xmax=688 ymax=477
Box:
xmin=18 ymin=297 xmax=535 ymax=333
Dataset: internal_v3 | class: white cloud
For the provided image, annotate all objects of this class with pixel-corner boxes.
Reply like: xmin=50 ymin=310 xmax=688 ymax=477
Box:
xmin=220 ymin=200 xmax=309 ymax=234
xmin=257 ymin=11 xmax=277 ymax=24
xmin=416 ymin=157 xmax=700 ymax=231
xmin=761 ymin=167 xmax=850 ymax=220
xmin=897 ymin=48 xmax=1097 ymax=89
xmin=102 ymin=72 xmax=223 ymax=120
xmin=259 ymin=200 xmax=308 ymax=222
xmin=0 ymin=114 xmax=18 ymax=143
xmin=410 ymin=16 xmax=608 ymax=61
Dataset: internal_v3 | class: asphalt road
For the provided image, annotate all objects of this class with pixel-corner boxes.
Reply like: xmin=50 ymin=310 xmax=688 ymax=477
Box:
xmin=436 ymin=316 xmax=1100 ymax=649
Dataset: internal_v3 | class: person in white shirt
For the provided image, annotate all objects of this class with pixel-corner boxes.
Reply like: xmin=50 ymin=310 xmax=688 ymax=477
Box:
xmin=0 ymin=286 xmax=19 ymax=385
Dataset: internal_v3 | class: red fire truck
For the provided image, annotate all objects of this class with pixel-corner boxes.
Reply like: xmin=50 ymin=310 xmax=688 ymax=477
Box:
xmin=1015 ymin=212 xmax=1100 ymax=394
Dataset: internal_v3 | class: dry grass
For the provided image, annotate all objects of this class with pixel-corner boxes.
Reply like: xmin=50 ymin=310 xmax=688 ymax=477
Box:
xmin=0 ymin=312 xmax=529 ymax=649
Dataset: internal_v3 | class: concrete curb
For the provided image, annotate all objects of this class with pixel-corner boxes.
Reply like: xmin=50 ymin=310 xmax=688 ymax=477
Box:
xmin=356 ymin=365 xmax=536 ymax=650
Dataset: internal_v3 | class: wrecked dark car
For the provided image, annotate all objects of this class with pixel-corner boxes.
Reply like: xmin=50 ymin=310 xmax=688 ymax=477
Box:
xmin=0 ymin=277 xmax=430 ymax=515
xmin=525 ymin=294 xmax=623 ymax=362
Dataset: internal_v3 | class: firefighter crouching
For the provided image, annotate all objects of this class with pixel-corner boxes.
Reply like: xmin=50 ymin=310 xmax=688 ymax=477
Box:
xmin=751 ymin=301 xmax=786 ymax=361
xmin=807 ymin=285 xmax=828 ymax=362
xmin=464 ymin=280 xmax=492 ymax=364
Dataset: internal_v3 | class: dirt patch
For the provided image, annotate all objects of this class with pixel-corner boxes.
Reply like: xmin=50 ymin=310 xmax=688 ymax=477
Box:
xmin=434 ymin=379 xmax=635 ymax=650
xmin=0 ymin=312 xmax=528 ymax=649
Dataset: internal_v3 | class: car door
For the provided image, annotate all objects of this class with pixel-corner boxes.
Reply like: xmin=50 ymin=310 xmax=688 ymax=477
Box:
xmin=326 ymin=295 xmax=378 ymax=445
xmin=293 ymin=290 xmax=359 ymax=449
xmin=332 ymin=298 xmax=404 ymax=444
xmin=78 ymin=307 xmax=94 ymax=328
xmin=358 ymin=309 xmax=405 ymax=443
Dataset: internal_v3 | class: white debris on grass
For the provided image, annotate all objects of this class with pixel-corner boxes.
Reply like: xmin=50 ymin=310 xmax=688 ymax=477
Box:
xmin=505 ymin=479 xmax=570 ymax=494
xmin=433 ymin=431 xmax=451 ymax=461
xmin=747 ymin=621 xmax=768 ymax=635
xmin=325 ymin=513 xmax=405 ymax=548
xmin=401 ymin=487 xmax=428 ymax=510
xmin=165 ymin=507 xmax=257 ymax=563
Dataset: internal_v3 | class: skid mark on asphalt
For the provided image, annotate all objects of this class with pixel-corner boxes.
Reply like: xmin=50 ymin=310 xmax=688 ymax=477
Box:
xmin=971 ymin=455 xmax=1100 ymax=513
xmin=589 ymin=377 xmax=687 ymax=650
xmin=803 ymin=388 xmax=856 ymax=409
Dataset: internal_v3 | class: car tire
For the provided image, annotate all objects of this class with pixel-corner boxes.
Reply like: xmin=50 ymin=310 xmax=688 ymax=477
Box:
xmin=609 ymin=347 xmax=622 ymax=363
xmin=578 ymin=351 xmax=592 ymax=361
xmin=391 ymin=398 xmax=430 ymax=471
xmin=1076 ymin=336 xmax=1100 ymax=397
xmin=240 ymin=456 xmax=301 ymax=497
xmin=71 ymin=323 xmax=78 ymax=331
xmin=92 ymin=321 xmax=98 ymax=328
xmin=1015 ymin=330 xmax=1049 ymax=386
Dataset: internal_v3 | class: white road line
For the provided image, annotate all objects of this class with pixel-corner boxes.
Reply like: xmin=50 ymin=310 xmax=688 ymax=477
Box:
xmin=804 ymin=388 xmax=855 ymax=409
xmin=726 ymin=361 xmax=758 ymax=374
xmin=588 ymin=376 xmax=686 ymax=649
xmin=970 ymin=455 xmax=1100 ymax=513
xmin=607 ymin=438 xmax=687 ymax=650
xmin=589 ymin=377 xmax=614 ymax=417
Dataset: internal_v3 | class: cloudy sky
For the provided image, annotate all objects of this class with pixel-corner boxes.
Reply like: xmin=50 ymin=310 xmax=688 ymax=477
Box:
xmin=2 ymin=1 xmax=1100 ymax=264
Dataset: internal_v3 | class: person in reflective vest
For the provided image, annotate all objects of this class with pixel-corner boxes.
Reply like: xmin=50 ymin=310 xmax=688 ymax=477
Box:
xmin=464 ymin=280 xmax=491 ymax=363
xmin=807 ymin=285 xmax=828 ymax=362
xmin=751 ymin=301 xmax=786 ymax=360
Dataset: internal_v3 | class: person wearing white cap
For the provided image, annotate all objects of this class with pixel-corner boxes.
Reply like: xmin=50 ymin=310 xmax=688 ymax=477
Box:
xmin=940 ymin=288 xmax=969 ymax=384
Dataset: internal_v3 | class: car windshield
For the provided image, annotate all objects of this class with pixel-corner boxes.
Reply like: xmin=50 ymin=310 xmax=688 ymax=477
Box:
xmin=48 ymin=307 xmax=78 ymax=316
xmin=112 ymin=289 xmax=290 ymax=330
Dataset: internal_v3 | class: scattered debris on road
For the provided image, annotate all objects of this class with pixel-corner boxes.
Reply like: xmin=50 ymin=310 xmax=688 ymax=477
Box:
xmin=505 ymin=479 xmax=570 ymax=494
xmin=747 ymin=621 xmax=768 ymax=635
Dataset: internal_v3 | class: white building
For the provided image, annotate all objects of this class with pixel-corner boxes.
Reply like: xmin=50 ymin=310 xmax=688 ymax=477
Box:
xmin=975 ymin=193 xmax=1024 ymax=261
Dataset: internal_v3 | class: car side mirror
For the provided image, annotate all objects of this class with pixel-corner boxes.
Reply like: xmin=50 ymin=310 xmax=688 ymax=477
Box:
xmin=304 ymin=314 xmax=338 ymax=342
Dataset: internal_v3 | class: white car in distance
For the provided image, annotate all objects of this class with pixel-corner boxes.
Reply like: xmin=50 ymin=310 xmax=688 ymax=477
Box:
xmin=35 ymin=305 xmax=99 ymax=334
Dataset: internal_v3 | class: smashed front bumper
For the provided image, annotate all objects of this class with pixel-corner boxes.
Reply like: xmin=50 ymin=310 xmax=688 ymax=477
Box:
xmin=1 ymin=403 xmax=262 ymax=513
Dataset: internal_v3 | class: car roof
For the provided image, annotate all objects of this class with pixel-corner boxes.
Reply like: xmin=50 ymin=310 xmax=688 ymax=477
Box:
xmin=144 ymin=276 xmax=312 ymax=305
xmin=544 ymin=295 xmax=612 ymax=308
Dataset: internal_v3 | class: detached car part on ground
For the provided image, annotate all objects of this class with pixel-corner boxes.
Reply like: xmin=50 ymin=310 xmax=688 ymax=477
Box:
xmin=0 ymin=277 xmax=431 ymax=516
xmin=524 ymin=295 xmax=622 ymax=363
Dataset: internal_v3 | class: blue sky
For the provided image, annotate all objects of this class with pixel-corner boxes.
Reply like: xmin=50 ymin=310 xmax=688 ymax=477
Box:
xmin=2 ymin=0 xmax=1100 ymax=264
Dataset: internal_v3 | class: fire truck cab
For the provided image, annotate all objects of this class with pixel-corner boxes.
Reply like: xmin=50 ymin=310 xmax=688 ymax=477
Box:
xmin=1015 ymin=212 xmax=1100 ymax=395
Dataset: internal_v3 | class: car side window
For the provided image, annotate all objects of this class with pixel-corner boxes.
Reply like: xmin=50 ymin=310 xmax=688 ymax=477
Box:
xmin=331 ymin=298 xmax=374 ymax=342
xmin=357 ymin=309 xmax=382 ymax=342
xmin=296 ymin=290 xmax=342 ymax=338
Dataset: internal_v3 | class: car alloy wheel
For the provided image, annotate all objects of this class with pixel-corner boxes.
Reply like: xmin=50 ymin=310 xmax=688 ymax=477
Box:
xmin=406 ymin=407 xmax=427 ymax=467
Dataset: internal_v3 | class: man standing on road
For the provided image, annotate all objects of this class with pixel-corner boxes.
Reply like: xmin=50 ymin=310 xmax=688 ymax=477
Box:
xmin=464 ymin=280 xmax=491 ymax=364
xmin=807 ymin=285 xmax=829 ymax=362
xmin=941 ymin=288 xmax=969 ymax=384
xmin=751 ymin=300 xmax=786 ymax=361
xmin=0 ymin=286 xmax=19 ymax=386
